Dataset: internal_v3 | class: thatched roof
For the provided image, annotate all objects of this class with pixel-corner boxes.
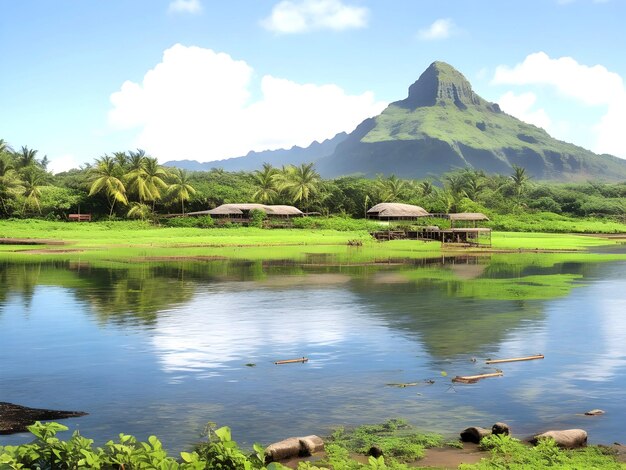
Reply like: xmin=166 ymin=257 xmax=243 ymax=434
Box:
xmin=188 ymin=204 xmax=303 ymax=217
xmin=367 ymin=203 xmax=430 ymax=219
xmin=448 ymin=212 xmax=489 ymax=221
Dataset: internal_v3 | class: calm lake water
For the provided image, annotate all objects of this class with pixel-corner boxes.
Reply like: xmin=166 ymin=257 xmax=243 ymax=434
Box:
xmin=1 ymin=253 xmax=626 ymax=451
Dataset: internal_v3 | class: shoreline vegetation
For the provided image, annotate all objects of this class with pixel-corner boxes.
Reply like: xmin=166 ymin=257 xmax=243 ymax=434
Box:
xmin=1 ymin=419 xmax=625 ymax=469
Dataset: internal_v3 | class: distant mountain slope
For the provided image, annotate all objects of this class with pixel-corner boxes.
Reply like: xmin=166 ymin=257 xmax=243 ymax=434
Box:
xmin=316 ymin=61 xmax=626 ymax=181
xmin=165 ymin=61 xmax=626 ymax=181
xmin=164 ymin=133 xmax=347 ymax=172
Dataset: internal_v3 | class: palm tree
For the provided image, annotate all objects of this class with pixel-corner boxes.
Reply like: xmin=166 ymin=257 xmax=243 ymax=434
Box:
xmin=112 ymin=151 xmax=129 ymax=170
xmin=128 ymin=157 xmax=169 ymax=209
xmin=142 ymin=158 xmax=169 ymax=207
xmin=16 ymin=146 xmax=39 ymax=169
xmin=419 ymin=180 xmax=435 ymax=197
xmin=0 ymin=154 xmax=22 ymax=215
xmin=252 ymin=163 xmax=279 ymax=203
xmin=0 ymin=139 xmax=13 ymax=155
xmin=127 ymin=149 xmax=147 ymax=173
xmin=377 ymin=174 xmax=406 ymax=202
xmin=511 ymin=165 xmax=530 ymax=198
xmin=279 ymin=163 xmax=320 ymax=211
xmin=127 ymin=202 xmax=153 ymax=220
xmin=89 ymin=156 xmax=128 ymax=216
xmin=21 ymin=168 xmax=46 ymax=214
xmin=168 ymin=168 xmax=196 ymax=215
xmin=444 ymin=173 xmax=468 ymax=199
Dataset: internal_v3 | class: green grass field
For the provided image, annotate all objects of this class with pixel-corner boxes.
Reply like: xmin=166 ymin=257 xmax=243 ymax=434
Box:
xmin=0 ymin=219 xmax=624 ymax=264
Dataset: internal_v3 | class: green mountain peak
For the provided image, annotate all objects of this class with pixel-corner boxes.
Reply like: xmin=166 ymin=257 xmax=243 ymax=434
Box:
xmin=315 ymin=61 xmax=626 ymax=181
xmin=400 ymin=61 xmax=491 ymax=111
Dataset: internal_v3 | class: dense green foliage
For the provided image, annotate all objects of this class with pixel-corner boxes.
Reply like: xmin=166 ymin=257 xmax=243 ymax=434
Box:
xmin=0 ymin=422 xmax=285 ymax=470
xmin=460 ymin=434 xmax=624 ymax=469
xmin=2 ymin=139 xmax=626 ymax=234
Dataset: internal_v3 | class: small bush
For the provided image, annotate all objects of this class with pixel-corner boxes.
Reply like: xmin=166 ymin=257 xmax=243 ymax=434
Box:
xmin=249 ymin=209 xmax=267 ymax=228
xmin=162 ymin=215 xmax=214 ymax=228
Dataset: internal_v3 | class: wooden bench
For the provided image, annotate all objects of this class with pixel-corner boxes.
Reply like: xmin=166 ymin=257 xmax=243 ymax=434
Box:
xmin=68 ymin=214 xmax=92 ymax=222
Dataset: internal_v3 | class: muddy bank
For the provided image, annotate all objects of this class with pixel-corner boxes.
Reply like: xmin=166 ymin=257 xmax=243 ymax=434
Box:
xmin=0 ymin=402 xmax=87 ymax=434
xmin=0 ymin=238 xmax=66 ymax=246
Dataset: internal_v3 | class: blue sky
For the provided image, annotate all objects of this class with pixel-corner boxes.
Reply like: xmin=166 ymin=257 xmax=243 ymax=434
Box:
xmin=2 ymin=0 xmax=625 ymax=173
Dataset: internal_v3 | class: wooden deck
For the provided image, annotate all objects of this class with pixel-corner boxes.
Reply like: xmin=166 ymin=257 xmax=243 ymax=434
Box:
xmin=371 ymin=227 xmax=492 ymax=247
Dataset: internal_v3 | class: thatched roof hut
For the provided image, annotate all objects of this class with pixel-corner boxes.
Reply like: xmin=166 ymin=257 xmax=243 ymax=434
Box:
xmin=447 ymin=213 xmax=489 ymax=229
xmin=367 ymin=203 xmax=430 ymax=220
xmin=187 ymin=204 xmax=303 ymax=218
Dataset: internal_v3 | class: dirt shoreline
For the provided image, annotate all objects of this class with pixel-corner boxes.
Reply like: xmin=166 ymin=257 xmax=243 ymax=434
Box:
xmin=0 ymin=402 xmax=87 ymax=435
xmin=3 ymin=403 xmax=626 ymax=468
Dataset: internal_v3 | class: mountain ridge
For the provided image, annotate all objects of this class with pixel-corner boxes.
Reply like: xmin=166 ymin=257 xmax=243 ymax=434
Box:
xmin=164 ymin=133 xmax=347 ymax=172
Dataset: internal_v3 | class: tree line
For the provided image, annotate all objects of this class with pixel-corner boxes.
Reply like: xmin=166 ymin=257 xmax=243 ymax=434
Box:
xmin=1 ymin=139 xmax=626 ymax=221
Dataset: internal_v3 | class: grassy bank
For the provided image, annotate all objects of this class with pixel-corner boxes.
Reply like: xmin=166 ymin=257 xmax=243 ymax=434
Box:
xmin=0 ymin=220 xmax=625 ymax=265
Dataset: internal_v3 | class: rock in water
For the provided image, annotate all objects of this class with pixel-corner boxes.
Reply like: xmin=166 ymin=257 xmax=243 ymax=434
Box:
xmin=531 ymin=429 xmax=588 ymax=449
xmin=492 ymin=422 xmax=510 ymax=436
xmin=0 ymin=402 xmax=88 ymax=434
xmin=299 ymin=435 xmax=324 ymax=455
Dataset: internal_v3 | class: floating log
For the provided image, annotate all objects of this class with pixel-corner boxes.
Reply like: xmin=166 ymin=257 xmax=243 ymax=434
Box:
xmin=485 ymin=354 xmax=544 ymax=364
xmin=274 ymin=357 xmax=308 ymax=365
xmin=531 ymin=429 xmax=588 ymax=449
xmin=452 ymin=371 xmax=503 ymax=384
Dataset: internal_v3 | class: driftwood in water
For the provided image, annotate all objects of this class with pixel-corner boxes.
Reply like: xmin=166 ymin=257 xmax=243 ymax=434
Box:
xmin=265 ymin=435 xmax=324 ymax=462
xmin=531 ymin=429 xmax=588 ymax=449
xmin=386 ymin=382 xmax=419 ymax=388
xmin=452 ymin=371 xmax=503 ymax=384
xmin=274 ymin=357 xmax=308 ymax=365
xmin=460 ymin=426 xmax=491 ymax=443
xmin=486 ymin=354 xmax=544 ymax=364
xmin=0 ymin=402 xmax=87 ymax=435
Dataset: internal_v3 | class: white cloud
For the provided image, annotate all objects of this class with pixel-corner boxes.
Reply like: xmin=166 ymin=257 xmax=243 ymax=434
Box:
xmin=108 ymin=44 xmax=386 ymax=162
xmin=493 ymin=52 xmax=626 ymax=158
xmin=168 ymin=0 xmax=202 ymax=14
xmin=48 ymin=154 xmax=80 ymax=174
xmin=261 ymin=0 xmax=368 ymax=34
xmin=498 ymin=91 xmax=552 ymax=131
xmin=417 ymin=18 xmax=456 ymax=41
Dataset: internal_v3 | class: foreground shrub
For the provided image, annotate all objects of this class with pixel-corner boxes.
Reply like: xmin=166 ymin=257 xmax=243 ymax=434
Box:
xmin=0 ymin=421 xmax=282 ymax=470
